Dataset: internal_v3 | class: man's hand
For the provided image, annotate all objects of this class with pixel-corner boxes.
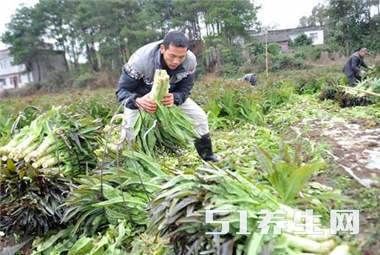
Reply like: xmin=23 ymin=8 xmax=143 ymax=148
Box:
xmin=136 ymin=94 xmax=157 ymax=113
xmin=161 ymin=93 xmax=174 ymax=107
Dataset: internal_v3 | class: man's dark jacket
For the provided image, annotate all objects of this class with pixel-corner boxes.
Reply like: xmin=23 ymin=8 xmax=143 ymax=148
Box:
xmin=343 ymin=52 xmax=368 ymax=78
xmin=116 ymin=40 xmax=197 ymax=109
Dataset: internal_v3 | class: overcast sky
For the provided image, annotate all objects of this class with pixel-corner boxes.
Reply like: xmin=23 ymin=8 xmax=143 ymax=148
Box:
xmin=0 ymin=0 xmax=327 ymax=50
xmin=256 ymin=0 xmax=327 ymax=29
xmin=0 ymin=0 xmax=38 ymax=49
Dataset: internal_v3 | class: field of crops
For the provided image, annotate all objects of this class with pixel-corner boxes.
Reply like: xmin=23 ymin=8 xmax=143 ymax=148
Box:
xmin=0 ymin=66 xmax=379 ymax=255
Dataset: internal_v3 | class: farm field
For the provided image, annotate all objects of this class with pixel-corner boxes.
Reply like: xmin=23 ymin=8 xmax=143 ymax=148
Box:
xmin=0 ymin=67 xmax=379 ymax=255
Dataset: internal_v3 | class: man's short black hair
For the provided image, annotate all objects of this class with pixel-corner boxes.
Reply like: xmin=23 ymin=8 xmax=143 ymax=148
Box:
xmin=354 ymin=47 xmax=368 ymax=53
xmin=162 ymin=31 xmax=189 ymax=49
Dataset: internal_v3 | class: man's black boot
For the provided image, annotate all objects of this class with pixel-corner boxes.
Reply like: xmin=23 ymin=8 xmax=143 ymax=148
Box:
xmin=194 ymin=133 xmax=219 ymax=162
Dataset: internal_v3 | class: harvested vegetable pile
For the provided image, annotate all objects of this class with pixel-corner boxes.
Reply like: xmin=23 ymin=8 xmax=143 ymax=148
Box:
xmin=148 ymin=166 xmax=348 ymax=254
xmin=0 ymin=106 xmax=102 ymax=234
xmin=1 ymin=68 xmax=379 ymax=255
xmin=345 ymin=77 xmax=380 ymax=96
xmin=0 ymin=106 xmax=102 ymax=176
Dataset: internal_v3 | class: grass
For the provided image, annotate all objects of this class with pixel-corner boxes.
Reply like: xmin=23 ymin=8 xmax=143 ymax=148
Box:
xmin=0 ymin=88 xmax=116 ymax=116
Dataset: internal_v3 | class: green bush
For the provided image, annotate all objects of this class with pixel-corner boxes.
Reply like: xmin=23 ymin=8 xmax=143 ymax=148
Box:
xmin=271 ymin=54 xmax=305 ymax=71
xmin=73 ymin=72 xmax=95 ymax=88
xmin=261 ymin=80 xmax=296 ymax=113
xmin=290 ymin=33 xmax=313 ymax=47
xmin=247 ymin=42 xmax=281 ymax=57
xmin=294 ymin=46 xmax=324 ymax=61
xmin=221 ymin=62 xmax=240 ymax=76
xmin=307 ymin=47 xmax=322 ymax=60
xmin=268 ymin=43 xmax=281 ymax=56
xmin=202 ymin=36 xmax=244 ymax=76
xmin=295 ymin=77 xmax=324 ymax=94
xmin=247 ymin=41 xmax=265 ymax=56
xmin=206 ymin=90 xmax=265 ymax=128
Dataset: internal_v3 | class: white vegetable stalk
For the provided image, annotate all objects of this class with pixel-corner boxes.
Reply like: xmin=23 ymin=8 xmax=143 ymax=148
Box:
xmin=14 ymin=135 xmax=38 ymax=154
xmin=283 ymin=225 xmax=332 ymax=242
xmin=329 ymin=244 xmax=350 ymax=255
xmin=0 ymin=133 xmax=25 ymax=154
xmin=283 ymin=233 xmax=336 ymax=253
xmin=16 ymin=142 xmax=40 ymax=160
xmin=32 ymin=154 xmax=56 ymax=169
xmin=27 ymin=135 xmax=56 ymax=161
xmin=149 ymin=69 xmax=169 ymax=103
xmin=305 ymin=228 xmax=333 ymax=242
xmin=42 ymin=157 xmax=59 ymax=169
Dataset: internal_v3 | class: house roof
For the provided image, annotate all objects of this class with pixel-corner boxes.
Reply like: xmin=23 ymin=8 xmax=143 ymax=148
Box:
xmin=250 ymin=26 xmax=324 ymax=43
xmin=0 ymin=48 xmax=28 ymax=76
xmin=0 ymin=49 xmax=10 ymax=60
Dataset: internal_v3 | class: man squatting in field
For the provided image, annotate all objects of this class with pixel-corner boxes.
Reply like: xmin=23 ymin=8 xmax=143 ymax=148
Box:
xmin=116 ymin=31 xmax=219 ymax=162
xmin=343 ymin=47 xmax=369 ymax=86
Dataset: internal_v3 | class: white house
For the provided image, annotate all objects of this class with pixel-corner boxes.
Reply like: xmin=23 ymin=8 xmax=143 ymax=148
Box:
xmin=251 ymin=26 xmax=324 ymax=52
xmin=0 ymin=49 xmax=33 ymax=89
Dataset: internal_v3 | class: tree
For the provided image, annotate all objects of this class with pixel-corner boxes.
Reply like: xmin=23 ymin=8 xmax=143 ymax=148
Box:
xmin=300 ymin=0 xmax=380 ymax=54
xmin=201 ymin=0 xmax=259 ymax=43
xmin=298 ymin=3 xmax=327 ymax=27
xmin=34 ymin=0 xmax=73 ymax=69
xmin=291 ymin=34 xmax=313 ymax=47
xmin=171 ymin=0 xmax=203 ymax=40
xmin=1 ymin=6 xmax=46 ymax=80
xmin=2 ymin=0 xmax=263 ymax=75
xmin=311 ymin=4 xmax=328 ymax=26
xmin=299 ymin=16 xmax=309 ymax=27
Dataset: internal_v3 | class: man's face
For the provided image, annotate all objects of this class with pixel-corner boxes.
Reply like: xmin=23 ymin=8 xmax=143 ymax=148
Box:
xmin=359 ymin=48 xmax=369 ymax=57
xmin=160 ymin=44 xmax=187 ymax=70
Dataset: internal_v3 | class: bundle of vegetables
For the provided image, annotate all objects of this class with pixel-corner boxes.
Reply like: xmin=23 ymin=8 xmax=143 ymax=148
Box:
xmin=319 ymin=83 xmax=374 ymax=108
xmin=59 ymin=151 xmax=166 ymax=246
xmin=32 ymin=220 xmax=173 ymax=255
xmin=0 ymin=161 xmax=72 ymax=235
xmin=344 ymin=77 xmax=380 ymax=96
xmin=319 ymin=83 xmax=342 ymax=101
xmin=107 ymin=69 xmax=198 ymax=157
xmin=133 ymin=105 xmax=198 ymax=156
xmin=32 ymin=220 xmax=132 ymax=255
xmin=0 ymin=106 xmax=103 ymax=235
xmin=320 ymin=76 xmax=380 ymax=107
xmin=361 ymin=65 xmax=379 ymax=79
xmin=0 ymin=106 xmax=103 ymax=176
xmin=148 ymin=166 xmax=349 ymax=255
xmin=0 ymin=106 xmax=41 ymax=147
xmin=129 ymin=233 xmax=173 ymax=255
xmin=138 ymin=69 xmax=198 ymax=156
xmin=28 ymin=150 xmax=166 ymax=253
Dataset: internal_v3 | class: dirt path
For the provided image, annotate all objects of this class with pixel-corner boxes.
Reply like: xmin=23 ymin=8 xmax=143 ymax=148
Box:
xmin=300 ymin=116 xmax=380 ymax=188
